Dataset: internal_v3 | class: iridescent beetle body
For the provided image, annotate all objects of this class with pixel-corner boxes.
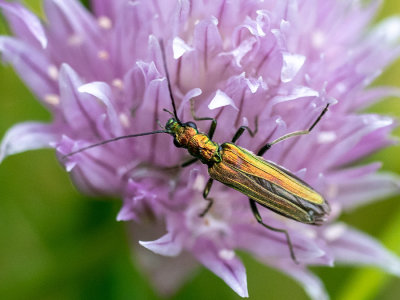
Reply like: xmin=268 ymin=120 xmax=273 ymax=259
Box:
xmin=166 ymin=119 xmax=330 ymax=225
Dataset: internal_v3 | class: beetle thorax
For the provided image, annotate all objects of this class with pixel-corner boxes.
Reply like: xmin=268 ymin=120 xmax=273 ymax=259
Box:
xmin=167 ymin=119 xmax=221 ymax=164
xmin=174 ymin=126 xmax=198 ymax=146
xmin=186 ymin=133 xmax=220 ymax=164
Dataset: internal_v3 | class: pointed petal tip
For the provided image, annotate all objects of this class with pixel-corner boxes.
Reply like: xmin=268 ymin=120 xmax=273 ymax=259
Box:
xmin=385 ymin=257 xmax=400 ymax=276
xmin=281 ymin=52 xmax=306 ymax=83
xmin=78 ymin=81 xmax=110 ymax=96
xmin=268 ymin=261 xmax=328 ymax=300
xmin=139 ymin=232 xmax=183 ymax=257
xmin=59 ymin=62 xmax=73 ymax=73
xmin=0 ymin=122 xmax=57 ymax=163
xmin=194 ymin=240 xmax=248 ymax=297
xmin=116 ymin=209 xmax=137 ymax=222
xmin=208 ymin=90 xmax=238 ymax=110
xmin=173 ymin=37 xmax=193 ymax=59
xmin=65 ymin=161 xmax=76 ymax=172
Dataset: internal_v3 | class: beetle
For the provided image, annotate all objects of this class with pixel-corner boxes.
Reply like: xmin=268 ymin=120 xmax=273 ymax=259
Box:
xmin=65 ymin=40 xmax=330 ymax=263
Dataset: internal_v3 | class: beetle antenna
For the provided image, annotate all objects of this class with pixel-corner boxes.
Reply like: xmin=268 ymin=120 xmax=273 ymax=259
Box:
xmin=62 ymin=130 xmax=169 ymax=159
xmin=159 ymin=39 xmax=180 ymax=122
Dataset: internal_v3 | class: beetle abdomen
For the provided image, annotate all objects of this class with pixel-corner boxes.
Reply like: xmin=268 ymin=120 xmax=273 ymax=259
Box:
xmin=208 ymin=143 xmax=330 ymax=224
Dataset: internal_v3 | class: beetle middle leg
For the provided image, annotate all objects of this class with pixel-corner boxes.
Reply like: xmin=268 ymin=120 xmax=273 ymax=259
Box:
xmin=198 ymin=178 xmax=215 ymax=217
xmin=249 ymin=199 xmax=299 ymax=264
xmin=181 ymin=157 xmax=198 ymax=168
xmin=231 ymin=116 xmax=258 ymax=144
xmin=164 ymin=157 xmax=198 ymax=170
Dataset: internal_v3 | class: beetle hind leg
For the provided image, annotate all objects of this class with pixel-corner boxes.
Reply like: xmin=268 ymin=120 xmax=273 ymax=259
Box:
xmin=249 ymin=199 xmax=299 ymax=264
xmin=257 ymin=103 xmax=330 ymax=156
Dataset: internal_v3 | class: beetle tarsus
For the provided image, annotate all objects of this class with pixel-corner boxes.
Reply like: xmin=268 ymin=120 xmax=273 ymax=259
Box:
xmin=249 ymin=199 xmax=299 ymax=264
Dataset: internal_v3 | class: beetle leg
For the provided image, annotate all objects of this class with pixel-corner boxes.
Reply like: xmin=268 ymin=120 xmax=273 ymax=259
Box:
xmin=163 ymin=157 xmax=198 ymax=170
xmin=181 ymin=157 xmax=198 ymax=168
xmin=249 ymin=199 xmax=299 ymax=264
xmin=190 ymin=99 xmax=218 ymax=139
xmin=199 ymin=178 xmax=215 ymax=217
xmin=257 ymin=103 xmax=330 ymax=156
xmin=231 ymin=116 xmax=258 ymax=144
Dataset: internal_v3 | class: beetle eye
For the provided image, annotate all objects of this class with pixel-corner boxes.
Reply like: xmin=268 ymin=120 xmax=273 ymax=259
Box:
xmin=185 ymin=121 xmax=197 ymax=129
xmin=173 ymin=138 xmax=183 ymax=148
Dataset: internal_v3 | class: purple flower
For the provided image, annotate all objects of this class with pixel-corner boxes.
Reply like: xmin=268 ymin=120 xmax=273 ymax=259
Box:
xmin=1 ymin=0 xmax=400 ymax=298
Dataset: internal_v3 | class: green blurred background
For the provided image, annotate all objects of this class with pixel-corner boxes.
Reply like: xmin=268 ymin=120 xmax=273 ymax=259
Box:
xmin=1 ymin=1 xmax=400 ymax=299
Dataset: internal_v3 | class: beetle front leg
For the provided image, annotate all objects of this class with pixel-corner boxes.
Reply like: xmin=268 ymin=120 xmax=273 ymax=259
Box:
xmin=249 ymin=199 xmax=299 ymax=264
xmin=199 ymin=178 xmax=214 ymax=217
xmin=190 ymin=99 xmax=218 ymax=139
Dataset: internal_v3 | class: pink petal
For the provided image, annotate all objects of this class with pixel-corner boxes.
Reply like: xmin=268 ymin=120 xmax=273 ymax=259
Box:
xmin=139 ymin=232 xmax=184 ymax=257
xmin=117 ymin=198 xmax=140 ymax=221
xmin=91 ymin=0 xmax=126 ymax=20
xmin=324 ymin=223 xmax=400 ymax=275
xmin=44 ymin=0 xmax=100 ymax=41
xmin=351 ymin=87 xmax=400 ymax=111
xmin=0 ymin=122 xmax=58 ymax=162
xmin=208 ymin=90 xmax=238 ymax=110
xmin=0 ymin=0 xmax=47 ymax=48
xmin=312 ymin=115 xmax=394 ymax=171
xmin=234 ymin=223 xmax=332 ymax=265
xmin=129 ymin=216 xmax=199 ymax=296
xmin=117 ymin=179 xmax=161 ymax=221
xmin=177 ymin=88 xmax=202 ymax=118
xmin=271 ymin=262 xmax=328 ymax=300
xmin=270 ymin=85 xmax=319 ymax=106
xmin=330 ymin=172 xmax=400 ymax=210
xmin=281 ymin=52 xmax=306 ymax=83
xmin=193 ymin=17 xmax=223 ymax=64
xmin=58 ymin=64 xmax=108 ymax=137
xmin=172 ymin=36 xmax=193 ymax=59
xmin=134 ymin=242 xmax=198 ymax=296
xmin=326 ymin=162 xmax=382 ymax=180
xmin=78 ymin=82 xmax=124 ymax=137
xmin=0 ymin=37 xmax=57 ymax=100
xmin=193 ymin=238 xmax=248 ymax=297
xmin=44 ymin=0 xmax=112 ymax=81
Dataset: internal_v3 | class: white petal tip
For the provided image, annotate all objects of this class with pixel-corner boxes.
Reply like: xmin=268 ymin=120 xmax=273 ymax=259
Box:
xmin=116 ymin=210 xmax=135 ymax=221
xmin=281 ymin=52 xmax=306 ymax=83
xmin=173 ymin=37 xmax=193 ymax=59
xmin=65 ymin=161 xmax=76 ymax=172
xmin=208 ymin=90 xmax=238 ymax=110
xmin=388 ymin=262 xmax=400 ymax=276
xmin=39 ymin=39 xmax=48 ymax=49
xmin=78 ymin=82 xmax=106 ymax=94
xmin=328 ymin=98 xmax=338 ymax=105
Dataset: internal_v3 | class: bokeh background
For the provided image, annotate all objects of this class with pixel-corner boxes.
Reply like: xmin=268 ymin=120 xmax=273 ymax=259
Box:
xmin=1 ymin=0 xmax=400 ymax=299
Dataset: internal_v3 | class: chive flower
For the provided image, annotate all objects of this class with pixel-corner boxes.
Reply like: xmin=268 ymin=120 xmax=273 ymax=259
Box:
xmin=1 ymin=0 xmax=400 ymax=298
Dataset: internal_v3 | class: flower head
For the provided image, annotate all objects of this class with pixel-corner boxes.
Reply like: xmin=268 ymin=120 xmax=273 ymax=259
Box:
xmin=1 ymin=0 xmax=400 ymax=298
